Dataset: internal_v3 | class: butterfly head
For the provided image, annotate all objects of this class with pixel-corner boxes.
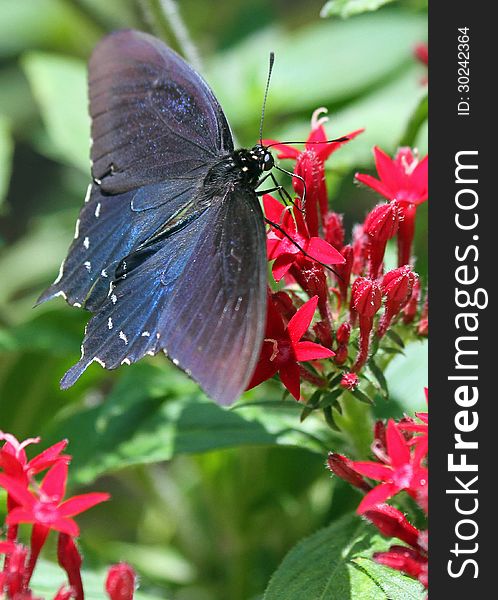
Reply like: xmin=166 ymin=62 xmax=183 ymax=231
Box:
xmin=249 ymin=144 xmax=274 ymax=172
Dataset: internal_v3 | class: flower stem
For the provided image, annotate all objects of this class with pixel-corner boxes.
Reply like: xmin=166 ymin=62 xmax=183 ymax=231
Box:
xmin=158 ymin=0 xmax=203 ymax=71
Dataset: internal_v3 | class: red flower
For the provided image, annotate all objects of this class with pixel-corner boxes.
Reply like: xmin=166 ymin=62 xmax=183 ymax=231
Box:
xmin=356 ymin=147 xmax=428 ymax=267
xmin=106 ymin=563 xmax=136 ymax=600
xmin=265 ymin=108 xmax=363 ymax=236
xmin=264 ymin=194 xmax=344 ymax=281
xmin=350 ymin=420 xmax=428 ymax=513
xmin=399 ymin=389 xmax=428 ymax=460
xmin=0 ymin=461 xmax=109 ymax=538
xmin=414 ymin=42 xmax=428 ymax=66
xmin=58 ymin=534 xmax=83 ymax=600
xmin=247 ymin=295 xmax=335 ymax=400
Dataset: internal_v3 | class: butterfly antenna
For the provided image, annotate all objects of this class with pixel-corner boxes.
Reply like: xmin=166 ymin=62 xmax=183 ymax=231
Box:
xmin=259 ymin=52 xmax=275 ymax=145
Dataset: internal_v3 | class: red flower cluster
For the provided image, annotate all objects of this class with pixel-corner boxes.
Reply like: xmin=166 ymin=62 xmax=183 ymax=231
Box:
xmin=0 ymin=432 xmax=136 ymax=600
xmin=247 ymin=114 xmax=428 ymax=401
xmin=327 ymin=391 xmax=428 ymax=589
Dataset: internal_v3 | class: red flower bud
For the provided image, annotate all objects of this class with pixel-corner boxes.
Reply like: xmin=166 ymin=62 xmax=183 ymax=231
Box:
xmin=350 ymin=278 xmax=382 ymax=372
xmin=350 ymin=278 xmax=382 ymax=318
xmin=378 ymin=266 xmax=417 ymax=337
xmin=335 ymin=244 xmax=353 ymax=302
xmin=373 ymin=546 xmax=428 ymax=588
xmin=334 ymin=344 xmax=348 ymax=365
xmin=417 ymin=293 xmax=428 ymax=336
xmin=402 ymin=277 xmax=421 ymax=324
xmin=364 ymin=201 xmax=402 ymax=278
xmin=340 ymin=372 xmax=359 ymax=390
xmin=336 ymin=322 xmax=351 ymax=345
xmin=271 ymin=291 xmax=296 ymax=323
xmin=352 ymin=224 xmax=369 ymax=275
xmin=54 ymin=586 xmax=75 ymax=600
xmin=327 ymin=453 xmax=371 ymax=492
xmin=323 ymin=211 xmax=345 ymax=250
xmin=363 ymin=504 xmax=420 ymax=549
xmin=313 ymin=320 xmax=333 ymax=349
xmin=105 ymin=563 xmax=136 ymax=600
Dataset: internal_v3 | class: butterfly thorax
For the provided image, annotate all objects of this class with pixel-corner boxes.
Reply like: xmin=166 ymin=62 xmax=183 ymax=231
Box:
xmin=204 ymin=145 xmax=274 ymax=192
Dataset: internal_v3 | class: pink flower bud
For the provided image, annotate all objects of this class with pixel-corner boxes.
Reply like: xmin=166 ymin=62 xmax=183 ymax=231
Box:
xmin=402 ymin=278 xmax=421 ymax=324
xmin=105 ymin=563 xmax=136 ymax=600
xmin=340 ymin=372 xmax=359 ymax=390
xmin=327 ymin=453 xmax=371 ymax=492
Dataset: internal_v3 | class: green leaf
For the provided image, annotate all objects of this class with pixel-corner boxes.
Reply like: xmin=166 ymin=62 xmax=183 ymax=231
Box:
xmin=321 ymin=0 xmax=398 ymax=19
xmin=30 ymin=558 xmax=164 ymax=600
xmin=264 ymin=514 xmax=425 ymax=599
xmin=0 ymin=114 xmax=12 ymax=207
xmin=22 ymin=52 xmax=90 ymax=172
xmin=46 ymin=363 xmax=336 ymax=484
xmin=353 ymin=557 xmax=425 ymax=599
xmin=368 ymin=359 xmax=389 ymax=399
xmin=399 ymin=91 xmax=428 ymax=147
xmin=386 ymin=328 xmax=405 ymax=349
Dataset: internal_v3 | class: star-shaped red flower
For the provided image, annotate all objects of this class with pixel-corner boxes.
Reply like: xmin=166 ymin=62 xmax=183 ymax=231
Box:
xmin=356 ymin=147 xmax=428 ymax=206
xmin=350 ymin=419 xmax=428 ymax=513
xmin=246 ymin=295 xmax=335 ymax=400
xmin=0 ymin=461 xmax=109 ymax=537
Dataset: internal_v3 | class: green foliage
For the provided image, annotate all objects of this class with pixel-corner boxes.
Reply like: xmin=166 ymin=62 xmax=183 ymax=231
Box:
xmin=0 ymin=115 xmax=12 ymax=207
xmin=321 ymin=0 xmax=399 ymax=19
xmin=264 ymin=514 xmax=424 ymax=599
xmin=0 ymin=1 xmax=427 ymax=598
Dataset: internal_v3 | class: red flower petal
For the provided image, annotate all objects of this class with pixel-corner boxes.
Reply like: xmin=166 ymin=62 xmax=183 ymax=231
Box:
xmin=41 ymin=461 xmax=68 ymax=501
xmin=263 ymin=194 xmax=285 ymax=223
xmin=294 ymin=341 xmax=335 ymax=362
xmin=287 ymin=296 xmax=318 ymax=343
xmin=50 ymin=517 xmax=80 ymax=537
xmin=374 ymin=146 xmax=399 ymax=193
xmin=245 ymin=341 xmax=280 ymax=391
xmin=6 ymin=507 xmax=37 ymax=526
xmin=279 ymin=361 xmax=301 ymax=400
xmin=351 ymin=461 xmax=393 ymax=481
xmin=316 ymin=128 xmax=364 ymax=162
xmin=357 ymin=482 xmax=398 ymax=513
xmin=307 ymin=237 xmax=345 ymax=265
xmin=0 ymin=474 xmax=35 ymax=507
xmin=272 ymin=254 xmax=295 ymax=281
xmin=264 ymin=141 xmax=301 ymax=160
xmin=58 ymin=492 xmax=110 ymax=518
xmin=386 ymin=420 xmax=411 ymax=468
xmin=28 ymin=440 xmax=70 ymax=475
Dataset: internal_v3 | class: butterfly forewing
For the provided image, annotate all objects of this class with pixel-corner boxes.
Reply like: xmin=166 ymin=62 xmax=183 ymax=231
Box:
xmin=89 ymin=30 xmax=233 ymax=193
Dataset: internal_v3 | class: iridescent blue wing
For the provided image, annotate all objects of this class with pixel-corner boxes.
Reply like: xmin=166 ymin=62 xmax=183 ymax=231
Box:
xmin=38 ymin=28 xmax=232 ymax=309
xmin=36 ymin=180 xmax=202 ymax=309
xmin=89 ymin=29 xmax=233 ymax=194
xmin=60 ymin=188 xmax=267 ymax=406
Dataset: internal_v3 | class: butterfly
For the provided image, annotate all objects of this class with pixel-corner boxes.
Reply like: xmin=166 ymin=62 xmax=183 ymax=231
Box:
xmin=38 ymin=29 xmax=275 ymax=405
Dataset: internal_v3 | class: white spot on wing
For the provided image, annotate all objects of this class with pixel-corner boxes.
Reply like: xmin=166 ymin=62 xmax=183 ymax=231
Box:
xmin=84 ymin=261 xmax=91 ymax=272
xmin=141 ymin=331 xmax=150 ymax=337
xmin=107 ymin=317 xmax=113 ymax=330
xmin=111 ymin=294 xmax=117 ymax=304
xmin=84 ymin=184 xmax=92 ymax=203
xmin=101 ymin=269 xmax=108 ymax=278
xmin=53 ymin=260 xmax=65 ymax=285
xmin=121 ymin=358 xmax=131 ymax=365
xmin=94 ymin=357 xmax=106 ymax=367
xmin=95 ymin=202 xmax=101 ymax=218
xmin=119 ymin=331 xmax=128 ymax=345
xmin=73 ymin=302 xmax=82 ymax=308
xmin=83 ymin=237 xmax=90 ymax=249
xmin=74 ymin=219 xmax=81 ymax=239
xmin=54 ymin=290 xmax=68 ymax=301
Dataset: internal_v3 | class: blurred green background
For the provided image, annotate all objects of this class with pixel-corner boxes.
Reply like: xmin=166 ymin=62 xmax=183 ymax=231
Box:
xmin=0 ymin=1 xmax=427 ymax=598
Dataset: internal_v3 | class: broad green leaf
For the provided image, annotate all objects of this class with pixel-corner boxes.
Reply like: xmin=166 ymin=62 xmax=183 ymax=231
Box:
xmin=0 ymin=0 xmax=99 ymax=57
xmin=22 ymin=52 xmax=90 ymax=172
xmin=383 ymin=339 xmax=427 ymax=413
xmin=31 ymin=558 xmax=164 ymax=600
xmin=264 ymin=514 xmax=425 ymax=599
xmin=207 ymin=12 xmax=426 ymax=134
xmin=45 ymin=362 xmax=337 ymax=484
xmin=0 ymin=114 xmax=13 ymax=207
xmin=353 ymin=557 xmax=425 ymax=599
xmin=321 ymin=0 xmax=398 ymax=19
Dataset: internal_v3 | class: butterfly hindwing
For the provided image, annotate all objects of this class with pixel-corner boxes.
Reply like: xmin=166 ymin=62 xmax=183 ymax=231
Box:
xmin=61 ymin=187 xmax=267 ymax=405
xmin=89 ymin=29 xmax=233 ymax=194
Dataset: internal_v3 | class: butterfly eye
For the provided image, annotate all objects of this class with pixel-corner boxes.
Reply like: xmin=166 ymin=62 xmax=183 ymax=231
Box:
xmin=263 ymin=152 xmax=274 ymax=171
